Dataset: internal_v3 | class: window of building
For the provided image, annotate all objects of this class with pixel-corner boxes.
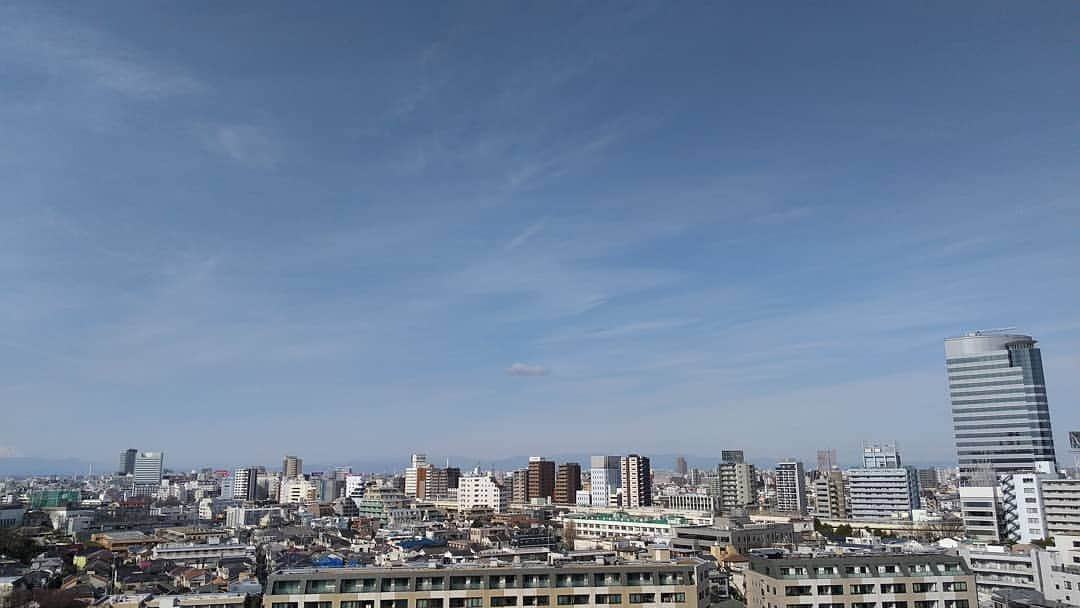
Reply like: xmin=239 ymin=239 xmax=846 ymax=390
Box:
xmin=785 ymin=587 xmax=812 ymax=597
xmin=913 ymin=583 xmax=936 ymax=593
xmin=595 ymin=595 xmax=622 ymax=605
xmin=522 ymin=599 xmax=549 ymax=607
xmin=915 ymin=602 xmax=938 ymax=608
xmin=451 ymin=576 xmax=483 ymax=590
xmin=492 ymin=599 xmax=519 ymax=607
xmin=943 ymin=601 xmax=968 ymax=608
xmin=341 ymin=602 xmax=374 ymax=608
xmin=660 ymin=572 xmax=688 ymax=585
xmin=524 ymin=575 xmax=551 ymax=589
xmin=629 ymin=594 xmax=655 ymax=604
xmin=881 ymin=584 xmax=906 ymax=594
xmin=883 ymin=603 xmax=907 ymax=608
xmin=271 ymin=603 xmax=297 ymax=608
xmin=271 ymin=582 xmax=303 ymax=594
xmin=556 ymin=574 xmax=588 ymax=588
xmin=852 ymin=603 xmax=877 ymax=608
xmin=851 ymin=585 xmax=876 ymax=595
xmin=555 ymin=596 xmax=586 ymax=606
xmin=595 ymin=574 xmax=622 ymax=586
xmin=490 ymin=576 xmax=519 ymax=589
xmin=341 ymin=579 xmax=378 ymax=593
xmin=306 ymin=580 xmax=336 ymax=594
xmin=417 ymin=577 xmax=447 ymax=591
xmin=817 ymin=586 xmax=844 ymax=595
xmin=943 ymin=582 xmax=967 ymax=592
xmin=303 ymin=602 xmax=331 ymax=608
xmin=380 ymin=602 xmax=407 ymax=608
xmin=417 ymin=601 xmax=444 ymax=608
xmin=660 ymin=593 xmax=685 ymax=603
xmin=380 ymin=578 xmax=410 ymax=592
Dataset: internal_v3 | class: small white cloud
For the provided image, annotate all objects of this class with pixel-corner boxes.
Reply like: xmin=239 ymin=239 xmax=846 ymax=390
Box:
xmin=506 ymin=362 xmax=550 ymax=377
xmin=0 ymin=445 xmax=19 ymax=458
xmin=206 ymin=124 xmax=282 ymax=168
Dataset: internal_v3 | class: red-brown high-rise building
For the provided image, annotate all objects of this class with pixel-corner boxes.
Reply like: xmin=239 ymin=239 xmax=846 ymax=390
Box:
xmin=554 ymin=462 xmax=582 ymax=504
xmin=527 ymin=457 xmax=556 ymax=501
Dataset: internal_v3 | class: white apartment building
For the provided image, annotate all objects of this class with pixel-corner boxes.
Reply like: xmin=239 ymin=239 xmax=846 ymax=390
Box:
xmin=345 ymin=474 xmax=366 ymax=498
xmin=846 ymin=467 xmax=921 ymax=519
xmin=1000 ymin=472 xmax=1050 ymax=544
xmin=151 ymin=541 xmax=256 ymax=563
xmin=960 ymin=485 xmax=1005 ymax=542
xmin=279 ymin=477 xmax=318 ymax=505
xmin=458 ymin=474 xmax=507 ymax=513
xmin=1041 ymin=478 xmax=1080 ymax=538
xmin=775 ymin=460 xmax=807 ymax=514
xmin=225 ymin=505 xmax=284 ymax=528
xmin=999 ymin=474 xmax=1080 ymax=544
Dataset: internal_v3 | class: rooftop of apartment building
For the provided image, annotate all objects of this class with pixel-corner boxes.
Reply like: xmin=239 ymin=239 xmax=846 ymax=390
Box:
xmin=747 ymin=552 xmax=972 ymax=577
xmin=269 ymin=556 xmax=706 ymax=576
xmin=562 ymin=511 xmax=690 ymax=524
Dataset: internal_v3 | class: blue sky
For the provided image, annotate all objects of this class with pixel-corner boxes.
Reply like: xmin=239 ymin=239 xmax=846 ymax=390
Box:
xmin=2 ymin=2 xmax=1079 ymax=471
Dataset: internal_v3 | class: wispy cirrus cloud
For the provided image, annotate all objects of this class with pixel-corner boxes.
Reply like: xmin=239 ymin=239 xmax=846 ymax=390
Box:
xmin=203 ymin=124 xmax=282 ymax=168
xmin=0 ymin=11 xmax=205 ymax=100
xmin=506 ymin=362 xmax=550 ymax=377
xmin=505 ymin=219 xmax=547 ymax=251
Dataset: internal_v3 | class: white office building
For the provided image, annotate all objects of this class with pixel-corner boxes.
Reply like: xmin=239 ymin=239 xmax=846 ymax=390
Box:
xmin=132 ymin=451 xmax=164 ymax=495
xmin=457 ymin=473 xmax=507 ymax=513
xmin=590 ymin=456 xmax=621 ymax=508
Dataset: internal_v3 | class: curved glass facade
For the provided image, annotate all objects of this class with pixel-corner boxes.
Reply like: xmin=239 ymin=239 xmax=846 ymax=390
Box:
xmin=944 ymin=333 xmax=1057 ymax=484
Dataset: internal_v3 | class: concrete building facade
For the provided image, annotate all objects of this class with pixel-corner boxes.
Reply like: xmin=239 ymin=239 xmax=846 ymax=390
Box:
xmin=620 ymin=454 xmax=652 ymax=508
xmin=264 ymin=559 xmax=711 ymax=608
xmin=590 ymin=456 xmax=621 ymax=508
xmin=747 ymin=554 xmax=977 ymax=608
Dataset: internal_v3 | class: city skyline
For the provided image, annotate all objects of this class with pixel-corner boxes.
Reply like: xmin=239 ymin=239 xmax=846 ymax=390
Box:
xmin=3 ymin=2 xmax=1080 ymax=466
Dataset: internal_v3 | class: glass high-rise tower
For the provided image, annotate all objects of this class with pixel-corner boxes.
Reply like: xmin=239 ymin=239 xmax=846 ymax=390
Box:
xmin=945 ymin=331 xmax=1057 ymax=484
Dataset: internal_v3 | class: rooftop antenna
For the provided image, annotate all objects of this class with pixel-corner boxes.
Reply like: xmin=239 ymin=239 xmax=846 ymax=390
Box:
xmin=969 ymin=327 xmax=1017 ymax=336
